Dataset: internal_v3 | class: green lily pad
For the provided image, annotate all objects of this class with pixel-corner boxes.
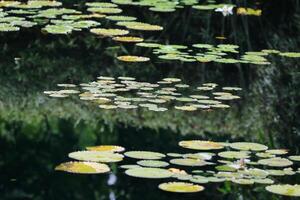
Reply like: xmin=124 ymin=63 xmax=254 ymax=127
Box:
xmin=125 ymin=151 xmax=166 ymax=160
xmin=258 ymin=158 xmax=293 ymax=167
xmin=266 ymin=184 xmax=300 ymax=197
xmin=230 ymin=142 xmax=268 ymax=151
xmin=137 ymin=160 xmax=169 ymax=167
xmin=218 ymin=151 xmax=250 ymax=159
xmin=170 ymin=158 xmax=210 ymax=167
xmin=125 ymin=167 xmax=173 ymax=178
xmin=288 ymin=156 xmax=300 ymax=161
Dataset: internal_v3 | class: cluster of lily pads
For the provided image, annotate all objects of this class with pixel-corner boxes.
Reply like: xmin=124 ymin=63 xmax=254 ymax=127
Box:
xmin=44 ymin=76 xmax=242 ymax=112
xmin=55 ymin=141 xmax=300 ymax=196
xmin=131 ymin=42 xmax=300 ymax=65
xmin=0 ymin=0 xmax=163 ymax=34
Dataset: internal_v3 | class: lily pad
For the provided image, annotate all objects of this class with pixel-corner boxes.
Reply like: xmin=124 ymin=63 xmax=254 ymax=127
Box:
xmin=125 ymin=167 xmax=173 ymax=178
xmin=86 ymin=145 xmax=125 ymax=152
xmin=170 ymin=158 xmax=210 ymax=167
xmin=179 ymin=140 xmax=224 ymax=150
xmin=258 ymin=158 xmax=293 ymax=167
xmin=266 ymin=184 xmax=300 ymax=197
xmin=218 ymin=151 xmax=250 ymax=159
xmin=68 ymin=151 xmax=124 ymax=163
xmin=55 ymin=161 xmax=110 ymax=174
xmin=91 ymin=28 xmax=129 ymax=36
xmin=117 ymin=55 xmax=150 ymax=62
xmin=125 ymin=151 xmax=166 ymax=160
xmin=137 ymin=160 xmax=169 ymax=167
xmin=158 ymin=182 xmax=204 ymax=193
xmin=230 ymin=142 xmax=268 ymax=151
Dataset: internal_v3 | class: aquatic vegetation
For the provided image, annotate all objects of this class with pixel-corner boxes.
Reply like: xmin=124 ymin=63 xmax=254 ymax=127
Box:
xmin=179 ymin=140 xmax=224 ymax=150
xmin=44 ymin=76 xmax=242 ymax=112
xmin=237 ymin=7 xmax=262 ymax=16
xmin=158 ymin=182 xmax=204 ymax=193
xmin=55 ymin=161 xmax=110 ymax=174
xmin=68 ymin=151 xmax=124 ymax=163
xmin=266 ymin=184 xmax=300 ymax=197
xmin=137 ymin=160 xmax=169 ymax=167
xmin=170 ymin=158 xmax=210 ymax=166
xmin=135 ymin=42 xmax=299 ymax=65
xmin=229 ymin=142 xmax=268 ymax=151
xmin=116 ymin=55 xmax=150 ymax=62
xmin=54 ymin=139 xmax=300 ymax=196
xmin=125 ymin=151 xmax=166 ymax=160
xmin=125 ymin=167 xmax=173 ymax=178
xmin=258 ymin=158 xmax=293 ymax=167
xmin=112 ymin=36 xmax=144 ymax=42
xmin=215 ymin=5 xmax=234 ymax=16
xmin=86 ymin=145 xmax=125 ymax=152
xmin=90 ymin=28 xmax=129 ymax=37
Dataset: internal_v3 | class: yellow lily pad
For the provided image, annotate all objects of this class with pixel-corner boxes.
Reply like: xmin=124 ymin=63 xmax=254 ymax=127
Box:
xmin=55 ymin=161 xmax=110 ymax=174
xmin=117 ymin=55 xmax=150 ymax=62
xmin=90 ymin=28 xmax=129 ymax=36
xmin=86 ymin=145 xmax=125 ymax=152
xmin=158 ymin=182 xmax=204 ymax=193
xmin=179 ymin=140 xmax=224 ymax=150
xmin=112 ymin=36 xmax=144 ymax=42
xmin=68 ymin=151 xmax=124 ymax=163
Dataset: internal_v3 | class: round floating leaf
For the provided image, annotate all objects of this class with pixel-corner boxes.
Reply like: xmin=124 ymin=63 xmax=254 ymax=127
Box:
xmin=266 ymin=149 xmax=288 ymax=155
xmin=254 ymin=178 xmax=274 ymax=184
xmin=87 ymin=7 xmax=122 ymax=14
xmin=184 ymin=153 xmax=213 ymax=160
xmin=117 ymin=55 xmax=150 ymax=62
xmin=222 ymin=87 xmax=242 ymax=91
xmin=106 ymin=15 xmax=137 ymax=21
xmin=288 ymin=156 xmax=300 ymax=161
xmin=170 ymin=158 xmax=210 ymax=167
xmin=113 ymin=36 xmax=143 ymax=42
xmin=43 ymin=24 xmax=73 ymax=34
xmin=68 ymin=151 xmax=124 ymax=163
xmin=158 ymin=182 xmax=204 ymax=193
xmin=218 ymin=151 xmax=250 ymax=159
xmin=120 ymin=164 xmax=142 ymax=169
xmin=86 ymin=2 xmax=118 ymax=7
xmin=99 ymin=104 xmax=117 ymax=109
xmin=174 ymin=105 xmax=197 ymax=111
xmin=91 ymin=28 xmax=129 ymax=36
xmin=231 ymin=179 xmax=254 ymax=185
xmin=167 ymin=153 xmax=183 ymax=157
xmin=55 ymin=161 xmax=110 ymax=174
xmin=86 ymin=145 xmax=125 ymax=152
xmin=137 ymin=160 xmax=169 ymax=167
xmin=230 ymin=142 xmax=268 ymax=151
xmin=125 ymin=167 xmax=173 ymax=178
xmin=258 ymin=158 xmax=293 ymax=167
xmin=266 ymin=184 xmax=300 ymax=197
xmin=117 ymin=21 xmax=163 ymax=31
xmin=280 ymin=52 xmax=300 ymax=58
xmin=179 ymin=140 xmax=224 ymax=150
xmin=125 ymin=151 xmax=166 ymax=160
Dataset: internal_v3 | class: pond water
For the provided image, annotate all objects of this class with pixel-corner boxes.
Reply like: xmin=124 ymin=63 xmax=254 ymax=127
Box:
xmin=0 ymin=0 xmax=300 ymax=199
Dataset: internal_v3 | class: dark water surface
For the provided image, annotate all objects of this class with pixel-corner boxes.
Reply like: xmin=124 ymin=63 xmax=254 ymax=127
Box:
xmin=0 ymin=0 xmax=300 ymax=199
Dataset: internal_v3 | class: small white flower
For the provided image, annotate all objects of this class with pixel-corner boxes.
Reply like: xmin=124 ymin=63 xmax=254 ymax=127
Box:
xmin=215 ymin=5 xmax=234 ymax=16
